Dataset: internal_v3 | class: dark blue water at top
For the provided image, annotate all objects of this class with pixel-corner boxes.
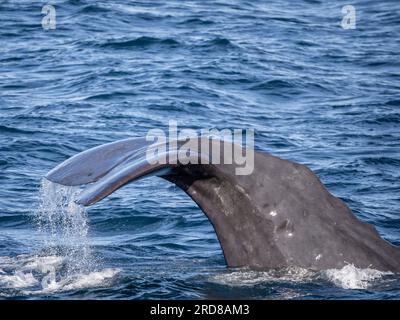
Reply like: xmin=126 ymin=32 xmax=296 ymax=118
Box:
xmin=0 ymin=0 xmax=400 ymax=299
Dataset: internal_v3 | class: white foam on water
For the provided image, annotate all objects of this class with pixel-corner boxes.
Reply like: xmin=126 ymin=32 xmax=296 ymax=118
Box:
xmin=210 ymin=267 xmax=314 ymax=286
xmin=324 ymin=264 xmax=391 ymax=290
xmin=210 ymin=264 xmax=392 ymax=291
xmin=32 ymin=267 xmax=120 ymax=294
xmin=0 ymin=254 xmax=120 ymax=294
xmin=0 ymin=270 xmax=39 ymax=289
xmin=55 ymin=268 xmax=120 ymax=292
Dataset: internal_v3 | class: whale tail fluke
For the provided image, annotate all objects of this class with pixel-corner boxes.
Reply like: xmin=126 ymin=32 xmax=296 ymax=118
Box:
xmin=45 ymin=137 xmax=400 ymax=272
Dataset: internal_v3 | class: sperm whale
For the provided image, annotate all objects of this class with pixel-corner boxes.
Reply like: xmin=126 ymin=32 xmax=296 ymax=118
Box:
xmin=45 ymin=137 xmax=400 ymax=272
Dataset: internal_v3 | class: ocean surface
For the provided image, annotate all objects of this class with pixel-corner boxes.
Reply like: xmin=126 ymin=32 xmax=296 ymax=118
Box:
xmin=1 ymin=0 xmax=400 ymax=299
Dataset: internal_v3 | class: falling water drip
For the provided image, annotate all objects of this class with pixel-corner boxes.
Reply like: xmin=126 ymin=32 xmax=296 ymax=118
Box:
xmin=36 ymin=179 xmax=93 ymax=276
xmin=0 ymin=180 xmax=117 ymax=294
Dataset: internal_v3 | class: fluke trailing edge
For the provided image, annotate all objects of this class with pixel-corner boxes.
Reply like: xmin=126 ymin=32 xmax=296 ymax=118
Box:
xmin=45 ymin=137 xmax=400 ymax=272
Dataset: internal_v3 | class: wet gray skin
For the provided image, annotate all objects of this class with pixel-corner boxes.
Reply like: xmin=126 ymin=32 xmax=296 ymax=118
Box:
xmin=46 ymin=137 xmax=400 ymax=271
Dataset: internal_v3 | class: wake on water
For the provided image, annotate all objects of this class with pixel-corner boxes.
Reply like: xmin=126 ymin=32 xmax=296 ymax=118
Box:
xmin=0 ymin=180 xmax=394 ymax=297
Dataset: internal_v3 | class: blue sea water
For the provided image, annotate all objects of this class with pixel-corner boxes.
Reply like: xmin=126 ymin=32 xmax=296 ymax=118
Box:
xmin=0 ymin=0 xmax=400 ymax=299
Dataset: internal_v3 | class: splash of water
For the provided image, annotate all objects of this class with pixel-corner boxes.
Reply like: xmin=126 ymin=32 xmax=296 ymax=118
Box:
xmin=324 ymin=264 xmax=391 ymax=290
xmin=36 ymin=179 xmax=93 ymax=276
xmin=0 ymin=180 xmax=120 ymax=295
